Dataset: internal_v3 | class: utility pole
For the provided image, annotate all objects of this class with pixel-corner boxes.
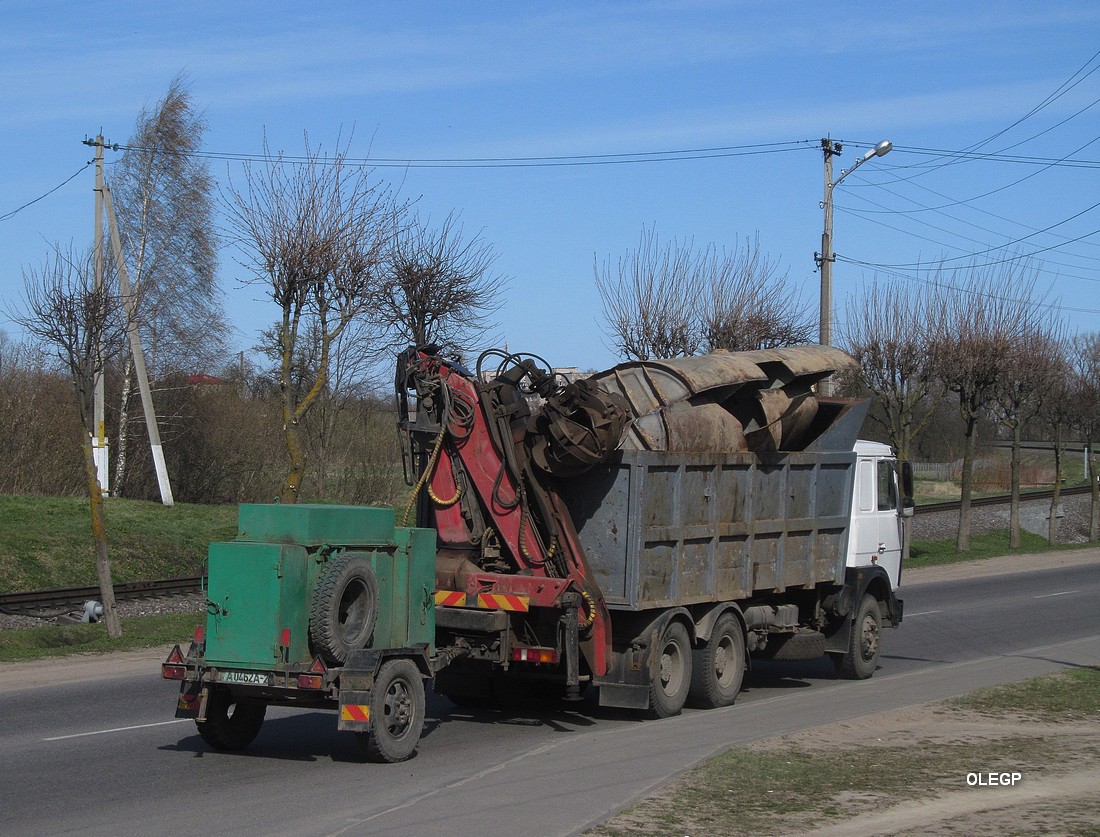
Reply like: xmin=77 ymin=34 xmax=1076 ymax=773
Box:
xmin=103 ymin=182 xmax=175 ymax=505
xmin=814 ymin=136 xmax=893 ymax=396
xmin=816 ymin=138 xmax=841 ymax=350
xmin=82 ymin=135 xmax=175 ymax=506
xmin=88 ymin=135 xmax=110 ymax=494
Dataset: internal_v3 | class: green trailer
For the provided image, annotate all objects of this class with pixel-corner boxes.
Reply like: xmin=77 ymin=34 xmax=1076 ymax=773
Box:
xmin=163 ymin=504 xmax=437 ymax=763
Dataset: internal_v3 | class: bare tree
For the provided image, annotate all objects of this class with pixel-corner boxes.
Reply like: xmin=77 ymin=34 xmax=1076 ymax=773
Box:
xmin=842 ymin=277 xmax=944 ymax=466
xmin=11 ymin=246 xmax=129 ymax=637
xmin=377 ymin=211 xmax=505 ymax=352
xmin=699 ymin=235 xmax=815 ymax=352
xmin=1040 ymin=344 xmax=1076 ymax=545
xmin=110 ymin=74 xmax=226 ymax=494
xmin=1070 ymin=332 xmax=1100 ymax=541
xmin=936 ymin=261 xmax=1043 ymax=552
xmin=223 ymin=136 xmax=396 ymax=502
xmin=596 ymin=227 xmax=810 ymax=361
xmin=255 ymin=317 xmax=381 ymax=498
xmin=595 ymin=226 xmax=701 ymax=360
xmin=990 ymin=324 xmax=1064 ymax=547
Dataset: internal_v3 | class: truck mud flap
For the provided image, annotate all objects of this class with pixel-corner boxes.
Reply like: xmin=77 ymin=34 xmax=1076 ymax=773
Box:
xmin=174 ymin=682 xmax=203 ymax=718
xmin=596 ymin=682 xmax=649 ymax=710
xmin=755 ymin=629 xmax=826 ymax=661
xmin=338 ymin=690 xmax=373 ymax=731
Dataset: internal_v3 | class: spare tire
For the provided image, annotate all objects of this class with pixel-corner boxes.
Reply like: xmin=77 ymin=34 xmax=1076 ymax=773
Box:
xmin=310 ymin=552 xmax=378 ymax=664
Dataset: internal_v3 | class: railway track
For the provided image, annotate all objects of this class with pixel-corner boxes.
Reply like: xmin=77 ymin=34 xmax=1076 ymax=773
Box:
xmin=0 ymin=576 xmax=204 ymax=617
xmin=914 ymin=484 xmax=1093 ymax=515
xmin=2 ymin=487 xmax=1094 ymax=614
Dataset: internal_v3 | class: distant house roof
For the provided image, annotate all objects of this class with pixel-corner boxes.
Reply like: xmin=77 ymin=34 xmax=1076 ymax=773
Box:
xmin=187 ymin=373 xmax=227 ymax=386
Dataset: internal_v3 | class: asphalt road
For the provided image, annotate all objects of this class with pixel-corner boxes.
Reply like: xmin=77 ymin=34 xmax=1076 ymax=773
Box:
xmin=2 ymin=558 xmax=1098 ymax=837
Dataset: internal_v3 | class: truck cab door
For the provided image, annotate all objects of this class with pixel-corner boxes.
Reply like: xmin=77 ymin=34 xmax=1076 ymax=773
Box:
xmin=849 ymin=456 xmax=903 ymax=590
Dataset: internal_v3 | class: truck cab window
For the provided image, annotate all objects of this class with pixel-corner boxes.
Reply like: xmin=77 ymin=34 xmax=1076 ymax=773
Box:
xmin=877 ymin=460 xmax=898 ymax=511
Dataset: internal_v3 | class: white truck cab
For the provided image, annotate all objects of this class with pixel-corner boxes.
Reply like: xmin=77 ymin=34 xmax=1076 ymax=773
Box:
xmin=846 ymin=440 xmax=912 ymax=590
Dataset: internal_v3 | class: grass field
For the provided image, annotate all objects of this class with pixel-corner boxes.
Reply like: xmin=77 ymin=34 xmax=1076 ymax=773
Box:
xmin=0 ymin=495 xmax=237 ymax=591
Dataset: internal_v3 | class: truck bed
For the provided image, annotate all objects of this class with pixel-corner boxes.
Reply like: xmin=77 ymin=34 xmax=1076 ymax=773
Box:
xmin=562 ymin=447 xmax=856 ymax=609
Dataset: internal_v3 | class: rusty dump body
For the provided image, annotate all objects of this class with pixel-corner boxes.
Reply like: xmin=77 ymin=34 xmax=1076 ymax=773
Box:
xmin=560 ymin=346 xmax=866 ymax=611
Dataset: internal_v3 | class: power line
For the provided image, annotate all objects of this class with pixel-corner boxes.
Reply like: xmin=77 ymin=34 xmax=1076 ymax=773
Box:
xmin=0 ymin=162 xmax=93 ymax=222
xmin=843 ymin=264 xmax=1100 ymax=317
xmin=840 ymin=194 xmax=1100 ymax=270
xmin=116 ymin=139 xmax=817 ymax=168
xmin=837 ymin=221 xmax=1100 ymax=273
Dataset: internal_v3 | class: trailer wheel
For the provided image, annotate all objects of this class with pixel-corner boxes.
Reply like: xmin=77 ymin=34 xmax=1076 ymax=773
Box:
xmin=310 ymin=552 xmax=378 ymax=665
xmin=689 ymin=613 xmax=745 ymax=708
xmin=646 ymin=621 xmax=692 ymax=719
xmin=835 ymin=594 xmax=881 ymax=680
xmin=197 ymin=686 xmax=266 ymax=751
xmin=360 ymin=658 xmax=426 ymax=763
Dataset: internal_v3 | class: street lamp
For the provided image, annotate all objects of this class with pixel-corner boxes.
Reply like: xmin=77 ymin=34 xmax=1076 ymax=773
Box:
xmin=815 ymin=138 xmax=893 ymax=352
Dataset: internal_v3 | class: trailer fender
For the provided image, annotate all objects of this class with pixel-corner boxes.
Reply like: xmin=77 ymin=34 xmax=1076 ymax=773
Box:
xmin=342 ymin=645 xmax=433 ymax=689
xmin=338 ymin=645 xmax=432 ymax=733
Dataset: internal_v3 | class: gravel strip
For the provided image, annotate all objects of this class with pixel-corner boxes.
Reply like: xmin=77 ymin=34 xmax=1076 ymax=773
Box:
xmin=913 ymin=492 xmax=1096 ymax=544
xmin=0 ymin=593 xmax=205 ymax=631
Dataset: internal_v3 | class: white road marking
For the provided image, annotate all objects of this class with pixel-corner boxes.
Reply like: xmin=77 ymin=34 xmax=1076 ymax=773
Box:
xmin=905 ymin=610 xmax=941 ymax=617
xmin=1033 ymin=590 xmax=1078 ymax=599
xmin=44 ymin=718 xmax=190 ymax=741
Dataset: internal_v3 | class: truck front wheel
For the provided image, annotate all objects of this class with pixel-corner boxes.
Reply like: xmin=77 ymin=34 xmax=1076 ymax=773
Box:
xmin=361 ymin=659 xmax=426 ymax=763
xmin=689 ymin=613 xmax=745 ymax=708
xmin=834 ymin=594 xmax=882 ymax=680
xmin=646 ymin=621 xmax=692 ymax=719
xmin=197 ymin=686 xmax=266 ymax=750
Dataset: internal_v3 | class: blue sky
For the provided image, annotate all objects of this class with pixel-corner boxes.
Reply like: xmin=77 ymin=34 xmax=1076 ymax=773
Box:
xmin=2 ymin=1 xmax=1099 ymax=373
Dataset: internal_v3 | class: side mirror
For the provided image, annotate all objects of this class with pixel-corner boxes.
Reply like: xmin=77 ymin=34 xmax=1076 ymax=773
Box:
xmin=901 ymin=497 xmax=915 ymax=519
xmin=901 ymin=461 xmax=914 ymax=500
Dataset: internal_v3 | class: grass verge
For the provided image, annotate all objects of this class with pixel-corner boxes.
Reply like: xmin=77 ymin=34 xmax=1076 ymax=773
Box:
xmin=0 ymin=495 xmax=238 ymax=591
xmin=907 ymin=528 xmax=1086 ymax=567
xmin=586 ymin=668 xmax=1100 ymax=837
xmin=0 ymin=611 xmax=204 ymax=663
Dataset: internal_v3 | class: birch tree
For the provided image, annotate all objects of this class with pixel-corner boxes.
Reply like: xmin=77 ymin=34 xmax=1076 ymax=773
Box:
xmin=110 ymin=74 xmax=226 ymax=494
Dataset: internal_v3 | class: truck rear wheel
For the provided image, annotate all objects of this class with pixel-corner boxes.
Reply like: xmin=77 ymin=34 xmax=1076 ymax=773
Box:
xmin=310 ymin=552 xmax=378 ymax=665
xmin=689 ymin=613 xmax=745 ymax=708
xmin=646 ymin=621 xmax=692 ymax=719
xmin=361 ymin=658 xmax=425 ymax=763
xmin=835 ymin=593 xmax=881 ymax=680
xmin=197 ymin=686 xmax=266 ymax=751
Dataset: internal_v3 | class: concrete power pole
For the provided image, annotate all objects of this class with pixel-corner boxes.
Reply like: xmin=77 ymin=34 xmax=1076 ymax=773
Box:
xmin=90 ymin=135 xmax=109 ymax=494
xmin=82 ymin=135 xmax=175 ymax=506
xmin=102 ymin=181 xmax=175 ymax=506
xmin=817 ymin=138 xmax=841 ymax=349
xmin=816 ymin=138 xmax=842 ymax=396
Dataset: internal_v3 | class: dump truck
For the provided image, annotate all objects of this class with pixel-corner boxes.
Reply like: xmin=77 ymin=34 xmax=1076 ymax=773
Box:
xmin=163 ymin=344 xmax=910 ymax=761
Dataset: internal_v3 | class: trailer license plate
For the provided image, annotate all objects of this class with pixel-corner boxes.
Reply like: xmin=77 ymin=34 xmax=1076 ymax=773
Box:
xmin=219 ymin=670 xmax=271 ymax=686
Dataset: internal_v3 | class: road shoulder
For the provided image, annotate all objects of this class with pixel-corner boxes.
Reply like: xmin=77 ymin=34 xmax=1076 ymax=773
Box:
xmin=903 ymin=546 xmax=1100 ymax=586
